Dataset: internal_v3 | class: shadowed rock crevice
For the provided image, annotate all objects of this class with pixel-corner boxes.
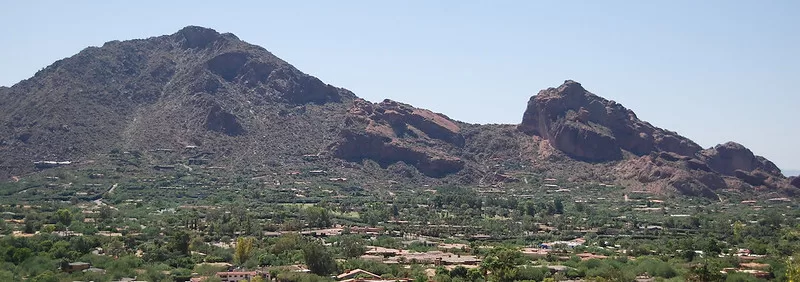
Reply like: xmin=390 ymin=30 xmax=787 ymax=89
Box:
xmin=205 ymin=105 xmax=244 ymax=136
xmin=207 ymin=52 xmax=251 ymax=81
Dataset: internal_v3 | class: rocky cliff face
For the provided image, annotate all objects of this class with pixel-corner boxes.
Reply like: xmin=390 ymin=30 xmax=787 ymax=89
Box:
xmin=517 ymin=80 xmax=795 ymax=198
xmin=519 ymin=80 xmax=702 ymax=161
xmin=699 ymin=142 xmax=782 ymax=176
xmin=331 ymin=99 xmax=465 ymax=177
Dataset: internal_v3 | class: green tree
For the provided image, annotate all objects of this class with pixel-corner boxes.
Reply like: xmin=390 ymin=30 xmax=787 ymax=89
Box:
xmin=303 ymin=241 xmax=337 ymax=276
xmin=29 ymin=270 xmax=58 ymax=282
xmin=467 ymin=268 xmax=484 ymax=281
xmin=55 ymin=209 xmax=72 ymax=226
xmin=168 ymin=230 xmax=191 ymax=255
xmin=481 ymin=248 xmax=524 ymax=282
xmin=98 ymin=206 xmax=114 ymax=223
xmin=450 ymin=265 xmax=468 ymax=278
xmin=0 ymin=270 xmax=15 ymax=281
xmin=522 ymin=201 xmax=536 ymax=217
xmin=362 ymin=203 xmax=389 ymax=226
xmin=686 ymin=262 xmax=723 ymax=282
xmin=787 ymin=255 xmax=800 ymax=282
xmin=271 ymin=233 xmax=301 ymax=255
xmin=104 ymin=239 xmax=125 ymax=257
xmin=338 ymin=235 xmax=366 ymax=259
xmin=12 ymin=247 xmax=32 ymax=264
xmin=554 ymin=198 xmax=564 ymax=214
xmin=235 ymin=237 xmax=255 ymax=264
xmin=305 ymin=207 xmax=332 ymax=228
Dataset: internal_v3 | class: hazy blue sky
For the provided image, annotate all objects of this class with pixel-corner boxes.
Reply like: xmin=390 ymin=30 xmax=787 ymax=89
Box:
xmin=1 ymin=1 xmax=798 ymax=173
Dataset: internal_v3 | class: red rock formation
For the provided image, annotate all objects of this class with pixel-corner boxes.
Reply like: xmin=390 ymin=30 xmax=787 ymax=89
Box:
xmin=519 ymin=80 xmax=701 ymax=161
xmin=331 ymin=99 xmax=465 ymax=177
xmin=699 ymin=142 xmax=782 ymax=176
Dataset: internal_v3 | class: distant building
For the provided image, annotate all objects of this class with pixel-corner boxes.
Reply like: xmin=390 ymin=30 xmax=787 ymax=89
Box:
xmin=62 ymin=262 xmax=91 ymax=273
xmin=336 ymin=269 xmax=381 ymax=280
xmin=215 ymin=271 xmax=267 ymax=282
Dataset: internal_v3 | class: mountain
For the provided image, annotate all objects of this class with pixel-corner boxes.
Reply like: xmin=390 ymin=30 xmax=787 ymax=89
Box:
xmin=0 ymin=26 xmax=796 ymax=199
xmin=0 ymin=26 xmax=356 ymax=176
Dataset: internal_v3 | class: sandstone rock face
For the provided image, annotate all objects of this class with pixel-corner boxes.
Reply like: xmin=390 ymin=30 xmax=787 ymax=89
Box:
xmin=791 ymin=176 xmax=800 ymax=188
xmin=332 ymin=99 xmax=465 ymax=177
xmin=519 ymin=80 xmax=702 ymax=161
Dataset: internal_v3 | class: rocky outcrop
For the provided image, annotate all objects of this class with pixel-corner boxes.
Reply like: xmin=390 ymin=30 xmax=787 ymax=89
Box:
xmin=204 ymin=51 xmax=345 ymax=105
xmin=174 ymin=26 xmax=229 ymax=49
xmin=331 ymin=99 xmax=465 ymax=177
xmin=615 ymin=143 xmax=790 ymax=199
xmin=616 ymin=152 xmax=726 ymax=198
xmin=205 ymin=105 xmax=244 ymax=136
xmin=699 ymin=142 xmax=782 ymax=176
xmin=791 ymin=176 xmax=800 ymax=188
xmin=519 ymin=80 xmax=702 ymax=161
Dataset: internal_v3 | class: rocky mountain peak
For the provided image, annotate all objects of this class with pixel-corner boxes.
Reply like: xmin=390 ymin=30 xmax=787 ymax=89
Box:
xmin=173 ymin=26 xmax=234 ymax=49
xmin=554 ymin=79 xmax=586 ymax=96
xmin=519 ymin=80 xmax=701 ymax=162
xmin=516 ymin=81 xmax=795 ymax=197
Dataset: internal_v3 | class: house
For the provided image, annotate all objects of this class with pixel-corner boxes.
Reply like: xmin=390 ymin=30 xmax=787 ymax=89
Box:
xmin=521 ymin=248 xmax=551 ymax=259
xmin=113 ymin=278 xmax=147 ymax=282
xmin=153 ymin=165 xmax=176 ymax=170
xmin=336 ymin=269 xmax=381 ymax=280
xmin=350 ymin=226 xmax=383 ymax=235
xmin=438 ymin=243 xmax=469 ymax=251
xmin=302 ymin=154 xmax=320 ymax=161
xmin=720 ymin=268 xmax=770 ymax=279
xmin=83 ymin=267 xmax=106 ymax=274
xmin=540 ymin=238 xmax=585 ymax=249
xmin=576 ymin=252 xmax=608 ymax=261
xmin=63 ymin=262 xmax=91 ymax=273
xmin=767 ymin=197 xmax=791 ymax=202
xmin=301 ymin=228 xmax=343 ymax=237
xmin=34 ymin=160 xmax=72 ymax=168
xmin=215 ymin=271 xmax=267 ymax=282
xmin=364 ymin=246 xmax=402 ymax=257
